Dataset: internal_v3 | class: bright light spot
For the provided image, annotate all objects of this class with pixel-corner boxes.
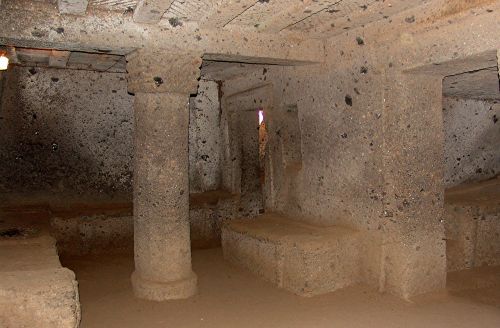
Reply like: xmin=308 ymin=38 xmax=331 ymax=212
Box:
xmin=258 ymin=110 xmax=264 ymax=124
xmin=0 ymin=55 xmax=8 ymax=70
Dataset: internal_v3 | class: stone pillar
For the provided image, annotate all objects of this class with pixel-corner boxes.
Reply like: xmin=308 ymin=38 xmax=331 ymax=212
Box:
xmin=380 ymin=71 xmax=447 ymax=299
xmin=127 ymin=49 xmax=202 ymax=301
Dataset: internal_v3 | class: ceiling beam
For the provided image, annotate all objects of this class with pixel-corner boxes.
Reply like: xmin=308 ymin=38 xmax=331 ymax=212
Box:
xmin=4 ymin=46 xmax=19 ymax=64
xmin=49 ymin=50 xmax=71 ymax=68
xmin=202 ymin=63 xmax=262 ymax=81
xmin=285 ymin=0 xmax=424 ymax=38
xmin=201 ymin=62 xmax=237 ymax=75
xmin=200 ymin=0 xmax=258 ymax=29
xmin=15 ymin=48 xmax=51 ymax=64
xmin=442 ymin=67 xmax=500 ymax=100
xmin=133 ymin=0 xmax=175 ymax=24
xmin=11 ymin=47 xmax=126 ymax=72
xmin=258 ymin=0 xmax=341 ymax=33
xmin=404 ymin=50 xmax=498 ymax=76
xmin=58 ymin=0 xmax=89 ymax=15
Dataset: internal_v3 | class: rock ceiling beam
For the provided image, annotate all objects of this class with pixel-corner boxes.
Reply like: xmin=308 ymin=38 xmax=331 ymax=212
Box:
xmin=58 ymin=0 xmax=89 ymax=15
xmin=258 ymin=0 xmax=342 ymax=33
xmin=133 ymin=0 xmax=175 ymax=24
xmin=201 ymin=62 xmax=238 ymax=75
xmin=203 ymin=64 xmax=262 ymax=81
xmin=49 ymin=50 xmax=71 ymax=68
xmin=199 ymin=0 xmax=259 ymax=29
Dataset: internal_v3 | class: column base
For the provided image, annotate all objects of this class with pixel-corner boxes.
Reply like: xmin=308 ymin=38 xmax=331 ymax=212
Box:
xmin=131 ymin=271 xmax=197 ymax=301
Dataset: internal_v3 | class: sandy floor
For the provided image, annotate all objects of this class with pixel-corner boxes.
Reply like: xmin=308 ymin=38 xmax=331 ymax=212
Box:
xmin=62 ymin=248 xmax=500 ymax=328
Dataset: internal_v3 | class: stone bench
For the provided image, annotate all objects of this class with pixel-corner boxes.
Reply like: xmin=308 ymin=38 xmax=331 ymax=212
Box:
xmin=444 ymin=178 xmax=500 ymax=272
xmin=222 ymin=213 xmax=376 ymax=297
xmin=51 ymin=214 xmax=134 ymax=256
xmin=0 ymin=231 xmax=80 ymax=327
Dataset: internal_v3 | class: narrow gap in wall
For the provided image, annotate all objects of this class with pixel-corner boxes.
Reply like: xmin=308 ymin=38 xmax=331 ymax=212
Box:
xmin=191 ymin=59 xmax=270 ymax=248
xmin=258 ymin=108 xmax=267 ymax=190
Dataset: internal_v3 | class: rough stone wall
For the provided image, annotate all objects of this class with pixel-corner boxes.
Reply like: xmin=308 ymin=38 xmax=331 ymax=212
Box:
xmin=443 ymin=97 xmax=500 ymax=188
xmin=272 ymin=62 xmax=385 ymax=231
xmin=237 ymin=110 xmax=261 ymax=195
xmin=188 ymin=79 xmax=222 ymax=193
xmin=0 ymin=69 xmax=226 ymax=198
xmin=339 ymin=0 xmax=500 ymax=298
xmin=0 ymin=66 xmax=133 ymax=197
xmin=221 ymin=60 xmax=384 ymax=232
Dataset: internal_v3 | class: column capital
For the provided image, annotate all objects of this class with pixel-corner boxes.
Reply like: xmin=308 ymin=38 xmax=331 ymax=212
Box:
xmin=127 ymin=49 xmax=202 ymax=95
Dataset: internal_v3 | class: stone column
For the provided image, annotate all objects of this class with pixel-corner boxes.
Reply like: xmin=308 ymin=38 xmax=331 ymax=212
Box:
xmin=127 ymin=49 xmax=202 ymax=301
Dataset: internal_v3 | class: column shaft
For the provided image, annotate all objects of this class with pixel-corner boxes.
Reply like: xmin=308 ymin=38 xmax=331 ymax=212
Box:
xmin=131 ymin=92 xmax=197 ymax=301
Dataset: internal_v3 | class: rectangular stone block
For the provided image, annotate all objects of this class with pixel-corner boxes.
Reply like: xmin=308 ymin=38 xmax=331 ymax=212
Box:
xmin=58 ymin=0 xmax=88 ymax=15
xmin=281 ymin=233 xmax=360 ymax=296
xmin=223 ymin=226 xmax=283 ymax=285
xmin=0 ymin=234 xmax=80 ymax=327
xmin=382 ymin=234 xmax=447 ymax=300
xmin=0 ymin=268 xmax=80 ymax=328
xmin=51 ymin=215 xmax=133 ymax=256
xmin=222 ymin=214 xmax=362 ymax=296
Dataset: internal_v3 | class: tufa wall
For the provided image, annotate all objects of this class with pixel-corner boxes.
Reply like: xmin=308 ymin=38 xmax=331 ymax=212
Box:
xmin=0 ymin=66 xmax=134 ymax=198
xmin=220 ymin=58 xmax=384 ymax=233
xmin=189 ymin=79 xmax=222 ymax=194
xmin=0 ymin=69 xmax=228 ymax=199
xmin=443 ymin=97 xmax=500 ymax=188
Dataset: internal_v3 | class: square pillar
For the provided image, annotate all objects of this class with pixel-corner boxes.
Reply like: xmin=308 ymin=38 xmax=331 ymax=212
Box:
xmin=380 ymin=72 xmax=447 ymax=299
xmin=127 ymin=49 xmax=202 ymax=301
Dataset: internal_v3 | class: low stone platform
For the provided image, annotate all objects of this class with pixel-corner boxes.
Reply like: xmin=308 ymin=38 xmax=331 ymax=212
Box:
xmin=222 ymin=213 xmax=369 ymax=297
xmin=0 ymin=226 xmax=80 ymax=327
xmin=51 ymin=215 xmax=133 ymax=256
xmin=445 ymin=177 xmax=500 ymax=272
xmin=190 ymin=190 xmax=262 ymax=249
